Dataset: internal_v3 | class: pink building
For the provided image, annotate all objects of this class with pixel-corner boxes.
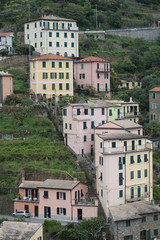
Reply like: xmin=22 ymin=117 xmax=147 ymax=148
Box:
xmin=63 ymin=101 xmax=117 ymax=156
xmin=14 ymin=179 xmax=98 ymax=221
xmin=0 ymin=71 xmax=13 ymax=105
xmin=74 ymin=56 xmax=110 ymax=95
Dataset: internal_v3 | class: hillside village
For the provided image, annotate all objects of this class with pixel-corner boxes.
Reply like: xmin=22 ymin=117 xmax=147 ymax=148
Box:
xmin=1 ymin=1 xmax=160 ymax=240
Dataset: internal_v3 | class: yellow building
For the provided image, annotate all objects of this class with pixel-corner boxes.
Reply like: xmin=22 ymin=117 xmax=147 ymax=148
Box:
xmin=118 ymin=76 xmax=142 ymax=89
xmin=30 ymin=53 xmax=73 ymax=99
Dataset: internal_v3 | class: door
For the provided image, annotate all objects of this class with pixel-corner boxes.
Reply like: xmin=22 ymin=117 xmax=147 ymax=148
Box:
xmin=147 ymin=230 xmax=151 ymax=240
xmin=97 ymin=83 xmax=99 ymax=92
xmin=34 ymin=206 xmax=38 ymax=217
xmin=44 ymin=207 xmax=51 ymax=218
xmin=65 ymin=133 xmax=67 ymax=146
xmin=140 ymin=230 xmax=147 ymax=240
xmin=78 ymin=209 xmax=82 ymax=220
xmin=81 ymin=149 xmax=84 ymax=157
xmin=91 ymin=145 xmax=94 ymax=156
xmin=132 ymin=140 xmax=135 ymax=150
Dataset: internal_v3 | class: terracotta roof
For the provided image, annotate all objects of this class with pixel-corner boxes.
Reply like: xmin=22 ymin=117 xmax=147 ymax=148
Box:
xmin=0 ymin=32 xmax=13 ymax=37
xmin=149 ymin=87 xmax=160 ymax=92
xmin=31 ymin=53 xmax=72 ymax=61
xmin=75 ymin=56 xmax=109 ymax=63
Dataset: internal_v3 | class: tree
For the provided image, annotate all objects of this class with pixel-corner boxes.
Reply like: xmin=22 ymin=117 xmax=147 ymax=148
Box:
xmin=110 ymin=71 xmax=121 ymax=92
xmin=15 ymin=44 xmax=34 ymax=55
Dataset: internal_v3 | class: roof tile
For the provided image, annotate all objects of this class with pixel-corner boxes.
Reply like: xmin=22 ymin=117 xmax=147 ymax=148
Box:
xmin=150 ymin=87 xmax=160 ymax=92
xmin=31 ymin=53 xmax=72 ymax=61
xmin=75 ymin=56 xmax=109 ymax=63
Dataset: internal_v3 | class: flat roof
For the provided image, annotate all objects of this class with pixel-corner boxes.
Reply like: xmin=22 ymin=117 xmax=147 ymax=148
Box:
xmin=0 ymin=221 xmax=42 ymax=240
xmin=98 ymin=131 xmax=146 ymax=141
xmin=109 ymin=201 xmax=160 ymax=222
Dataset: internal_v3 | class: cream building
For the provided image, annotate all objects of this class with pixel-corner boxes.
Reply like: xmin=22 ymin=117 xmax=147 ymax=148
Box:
xmin=30 ymin=53 xmax=73 ymax=99
xmin=24 ymin=15 xmax=79 ymax=57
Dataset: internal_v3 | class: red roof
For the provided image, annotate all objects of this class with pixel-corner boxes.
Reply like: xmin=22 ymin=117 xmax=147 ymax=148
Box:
xmin=150 ymin=87 xmax=160 ymax=92
xmin=0 ymin=32 xmax=13 ymax=37
xmin=75 ymin=56 xmax=109 ymax=63
xmin=31 ymin=53 xmax=72 ymax=61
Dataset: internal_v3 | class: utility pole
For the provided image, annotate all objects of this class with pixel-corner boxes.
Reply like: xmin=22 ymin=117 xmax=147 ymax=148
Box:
xmin=96 ymin=4 xmax=98 ymax=29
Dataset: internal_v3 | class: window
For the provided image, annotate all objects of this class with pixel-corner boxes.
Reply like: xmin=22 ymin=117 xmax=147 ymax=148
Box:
xmin=40 ymin=21 xmax=42 ymax=27
xmin=112 ymin=142 xmax=116 ymax=148
xmin=131 ymin=187 xmax=134 ymax=199
xmin=49 ymin=41 xmax=52 ymax=47
xmin=102 ymin=120 xmax=105 ymax=124
xmin=35 ymin=33 xmax=37 ymax=38
xmin=40 ymin=32 xmax=42 ymax=38
xmin=126 ymin=220 xmax=130 ymax=227
xmin=51 ymin=62 xmax=55 ymax=68
xmin=49 ymin=32 xmax=52 ymax=37
xmin=100 ymin=142 xmax=103 ymax=148
xmin=153 ymin=93 xmax=156 ymax=99
xmin=101 ymin=189 xmax=103 ymax=197
xmin=100 ymin=172 xmax=103 ymax=181
xmin=119 ymin=190 xmax=123 ymax=198
xmin=145 ymin=184 xmax=148 ymax=193
xmin=142 ymin=216 xmax=146 ymax=222
xmin=43 ymin=191 xmax=48 ymax=198
xmin=144 ymin=169 xmax=148 ymax=177
xmin=105 ymin=83 xmax=108 ymax=91
xmin=59 ymin=73 xmax=64 ymax=79
xmin=81 ymin=64 xmax=84 ymax=69
xmin=43 ymin=73 xmax=48 ymax=79
xmin=83 ymin=122 xmax=87 ymax=129
xmin=119 ymin=173 xmax=123 ymax=186
xmin=66 ymin=73 xmax=69 ymax=79
xmin=57 ymin=208 xmax=66 ymax=215
xmin=138 ymin=130 xmax=140 ymax=135
xmin=137 ymin=170 xmax=141 ymax=178
xmin=124 ymin=235 xmax=133 ymax=240
xmin=102 ymin=108 xmax=105 ymax=115
xmin=52 ymin=84 xmax=55 ymax=90
xmin=151 ymin=113 xmax=156 ymax=120
xmin=66 ymin=83 xmax=69 ymax=90
xmin=35 ymin=43 xmax=37 ymax=48
xmin=42 ymin=61 xmax=46 ymax=68
xmin=64 ymin=32 xmax=67 ymax=38
xmin=109 ymin=109 xmax=112 ymax=116
xmin=91 ymin=134 xmax=94 ymax=141
xmin=84 ymin=135 xmax=87 ymax=142
xmin=57 ymin=192 xmax=66 ymax=200
xmin=119 ymin=157 xmax=123 ymax=170
xmin=154 ymin=214 xmax=158 ymax=221
xmin=77 ymin=109 xmax=81 ymax=115
xmin=66 ymin=62 xmax=69 ymax=68
xmin=130 ymin=171 xmax=134 ymax=180
xmin=56 ymin=32 xmax=59 ymax=37
xmin=137 ymin=155 xmax=141 ymax=163
xmin=56 ymin=42 xmax=59 ymax=47
xmin=130 ymin=156 xmax=134 ymax=164
xmin=144 ymin=154 xmax=148 ymax=162
xmin=71 ymin=42 xmax=74 ymax=47
xmin=91 ymin=121 xmax=94 ymax=129
xmin=59 ymin=83 xmax=62 ymax=90
xmin=63 ymin=109 xmax=67 ymax=116
xmin=50 ymin=73 xmax=57 ymax=79
xmin=43 ymin=84 xmax=46 ymax=90
xmin=62 ymin=23 xmax=64 ymax=29
xmin=152 ymin=103 xmax=156 ymax=109
xmin=137 ymin=186 xmax=141 ymax=197
xmin=84 ymin=109 xmax=88 ymax=115
xmin=69 ymin=124 xmax=72 ymax=130
xmin=91 ymin=108 xmax=94 ymax=116
xmin=154 ymin=229 xmax=158 ymax=235
xmin=27 ymin=24 xmax=29 ymax=29
xmin=71 ymin=33 xmax=74 ymax=38
xmin=65 ymin=123 xmax=67 ymax=129
xmin=27 ymin=34 xmax=29 ymax=39
xmin=59 ymin=62 xmax=62 ymax=68
xmin=138 ymin=140 xmax=142 ymax=145
xmin=99 ymin=156 xmax=103 ymax=165
xmin=97 ymin=73 xmax=100 ymax=79
xmin=64 ymin=42 xmax=67 ymax=47
xmin=38 ymin=237 xmax=42 ymax=240
xmin=35 ymin=22 xmax=37 ymax=28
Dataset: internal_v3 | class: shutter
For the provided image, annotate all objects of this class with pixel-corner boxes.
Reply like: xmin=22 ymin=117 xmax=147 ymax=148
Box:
xmin=63 ymin=192 xmax=66 ymax=200
xmin=57 ymin=192 xmax=59 ymax=199
xmin=64 ymin=208 xmax=66 ymax=215
xmin=57 ymin=208 xmax=59 ymax=215
xmin=123 ymin=157 xmax=125 ymax=164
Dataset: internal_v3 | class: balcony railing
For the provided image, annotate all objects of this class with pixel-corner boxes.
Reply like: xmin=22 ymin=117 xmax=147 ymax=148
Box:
xmin=120 ymin=112 xmax=141 ymax=118
xmin=103 ymin=145 xmax=150 ymax=154
xmin=126 ymin=193 xmax=149 ymax=202
xmin=14 ymin=196 xmax=39 ymax=202
xmin=96 ymin=68 xmax=109 ymax=73
xmin=74 ymin=197 xmax=98 ymax=206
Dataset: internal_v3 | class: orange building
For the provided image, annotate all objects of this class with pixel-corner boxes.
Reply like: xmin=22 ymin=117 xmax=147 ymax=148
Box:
xmin=0 ymin=71 xmax=13 ymax=105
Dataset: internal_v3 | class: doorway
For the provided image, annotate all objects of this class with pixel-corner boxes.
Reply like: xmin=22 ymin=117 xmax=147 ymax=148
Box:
xmin=77 ymin=209 xmax=82 ymax=220
xmin=65 ymin=133 xmax=67 ymax=146
xmin=34 ymin=206 xmax=38 ymax=217
xmin=140 ymin=230 xmax=146 ymax=240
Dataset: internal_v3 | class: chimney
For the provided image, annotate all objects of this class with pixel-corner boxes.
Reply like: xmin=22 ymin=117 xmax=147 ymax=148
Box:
xmin=21 ymin=170 xmax=25 ymax=182
xmin=130 ymin=97 xmax=133 ymax=102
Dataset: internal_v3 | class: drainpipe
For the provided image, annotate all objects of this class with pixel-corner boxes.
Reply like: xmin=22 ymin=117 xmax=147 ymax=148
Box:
xmin=117 ymin=222 xmax=118 ymax=240
xmin=71 ymin=190 xmax=73 ymax=220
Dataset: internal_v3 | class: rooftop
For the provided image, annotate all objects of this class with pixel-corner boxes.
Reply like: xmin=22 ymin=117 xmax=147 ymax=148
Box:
xmin=0 ymin=221 xmax=42 ymax=240
xmin=149 ymin=87 xmax=160 ymax=92
xmin=75 ymin=56 xmax=109 ymax=63
xmin=109 ymin=201 xmax=160 ymax=222
xmin=39 ymin=179 xmax=81 ymax=190
xmin=0 ymin=32 xmax=13 ymax=37
xmin=31 ymin=53 xmax=72 ymax=61
xmin=25 ymin=15 xmax=76 ymax=23
xmin=98 ymin=131 xmax=145 ymax=141
xmin=19 ymin=181 xmax=43 ymax=189
xmin=0 ymin=71 xmax=13 ymax=77
xmin=111 ymin=119 xmax=143 ymax=129
xmin=65 ymin=101 xmax=119 ymax=109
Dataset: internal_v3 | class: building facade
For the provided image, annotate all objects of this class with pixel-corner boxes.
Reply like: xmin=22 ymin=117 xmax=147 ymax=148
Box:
xmin=14 ymin=179 xmax=98 ymax=221
xmin=0 ymin=32 xmax=14 ymax=53
xmin=24 ymin=15 xmax=79 ymax=57
xmin=74 ymin=56 xmax=110 ymax=96
xmin=118 ymin=76 xmax=142 ymax=89
xmin=97 ymin=131 xmax=153 ymax=217
xmin=0 ymin=71 xmax=13 ymax=105
xmin=149 ymin=87 xmax=160 ymax=122
xmin=30 ymin=53 xmax=73 ymax=99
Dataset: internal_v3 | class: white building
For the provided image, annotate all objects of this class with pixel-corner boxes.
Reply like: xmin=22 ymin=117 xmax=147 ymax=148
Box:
xmin=24 ymin=15 xmax=79 ymax=57
xmin=0 ymin=32 xmax=14 ymax=53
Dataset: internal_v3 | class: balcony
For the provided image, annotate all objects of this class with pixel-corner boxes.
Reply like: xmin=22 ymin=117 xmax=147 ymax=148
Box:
xmin=120 ymin=112 xmax=141 ymax=119
xmin=103 ymin=145 xmax=150 ymax=154
xmin=74 ymin=197 xmax=98 ymax=206
xmin=42 ymin=26 xmax=79 ymax=31
xmin=96 ymin=68 xmax=109 ymax=73
xmin=73 ymin=114 xmax=90 ymax=121
xmin=13 ymin=196 xmax=39 ymax=203
xmin=126 ymin=193 xmax=149 ymax=202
